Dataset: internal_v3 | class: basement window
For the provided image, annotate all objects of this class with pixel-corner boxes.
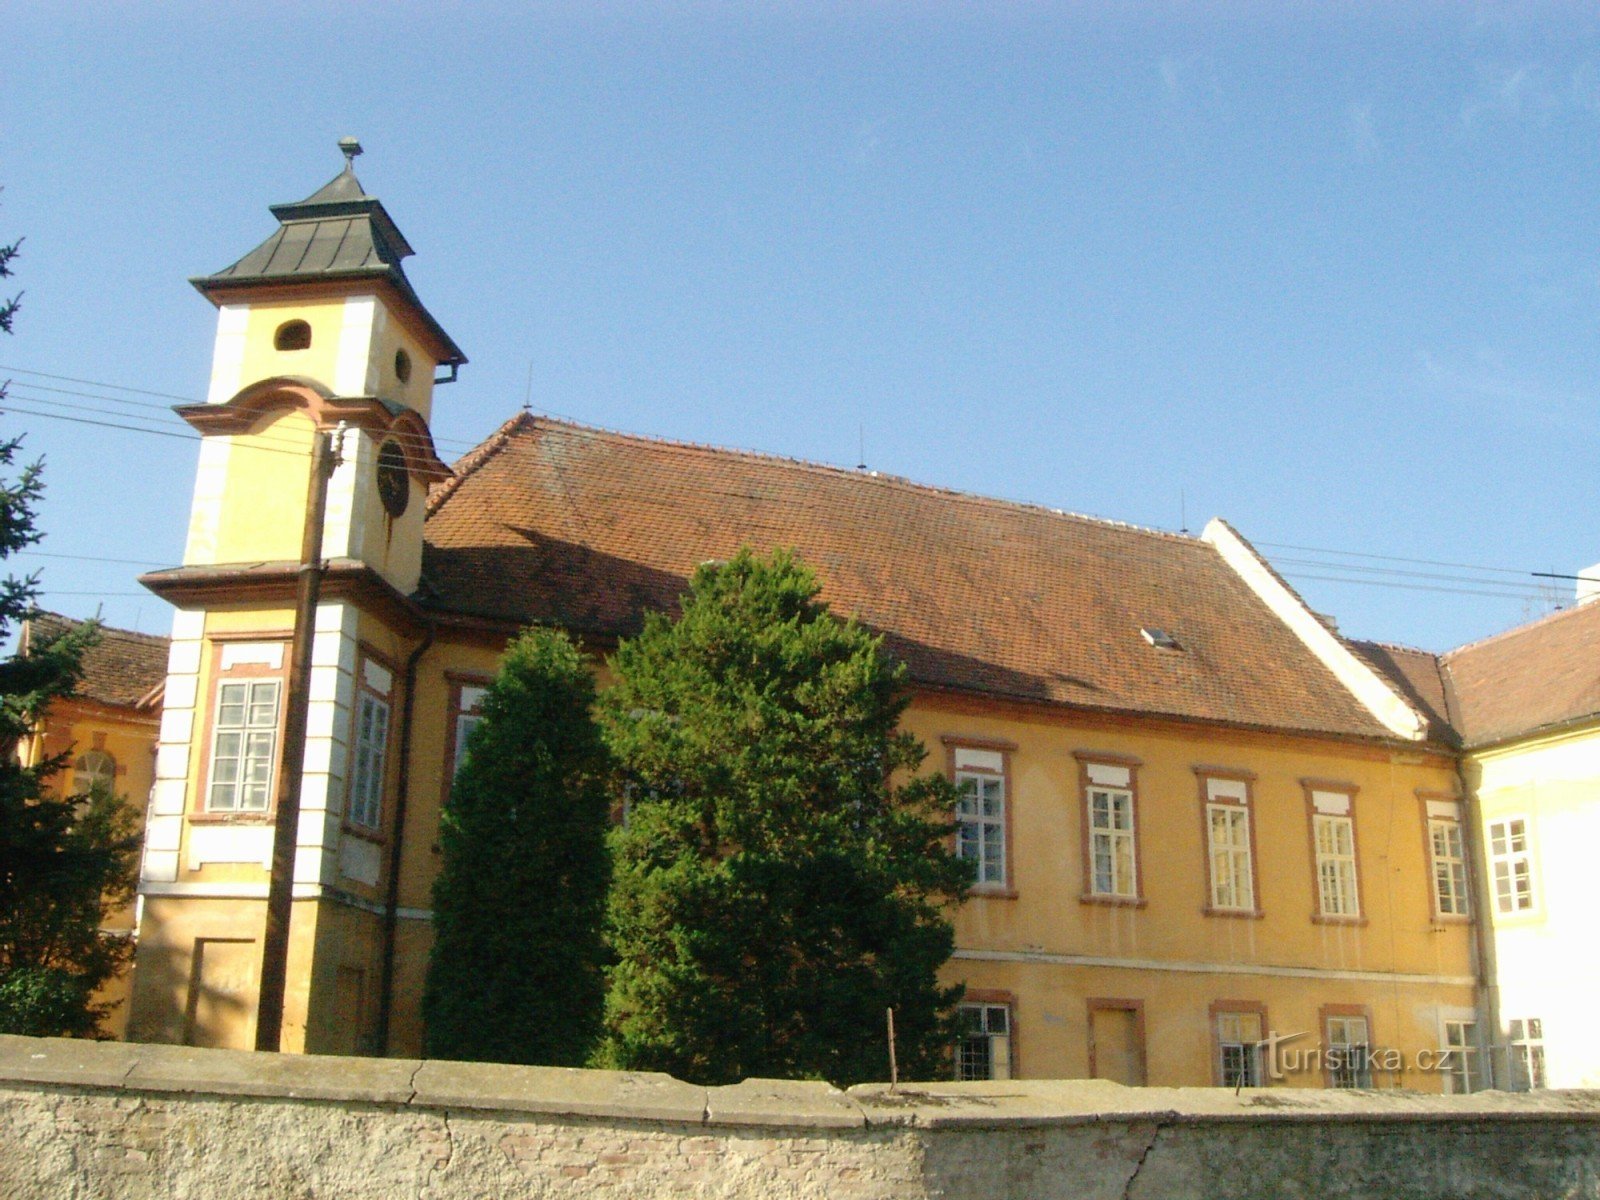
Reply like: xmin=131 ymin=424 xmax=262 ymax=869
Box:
xmin=1141 ymin=627 xmax=1182 ymax=650
xmin=274 ymin=319 xmax=312 ymax=351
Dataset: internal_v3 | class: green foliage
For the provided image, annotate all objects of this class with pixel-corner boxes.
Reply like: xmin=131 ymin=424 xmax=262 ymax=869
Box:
xmin=423 ymin=626 xmax=613 ymax=1064
xmin=0 ymin=210 xmax=142 ymax=1039
xmin=0 ymin=781 xmax=142 ymax=1038
xmin=598 ymin=548 xmax=970 ymax=1086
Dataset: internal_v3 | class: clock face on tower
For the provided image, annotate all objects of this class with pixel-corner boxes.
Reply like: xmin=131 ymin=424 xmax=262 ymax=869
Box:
xmin=376 ymin=439 xmax=409 ymax=518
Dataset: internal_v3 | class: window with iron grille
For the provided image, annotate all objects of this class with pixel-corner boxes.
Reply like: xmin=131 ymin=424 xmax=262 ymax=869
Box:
xmin=956 ymin=1003 xmax=1012 ymax=1081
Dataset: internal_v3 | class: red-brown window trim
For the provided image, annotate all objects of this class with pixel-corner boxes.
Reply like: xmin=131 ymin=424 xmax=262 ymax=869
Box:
xmin=1417 ymin=790 xmax=1472 ymax=925
xmin=959 ymin=987 xmax=1019 ymax=1080
xmin=1208 ymin=999 xmax=1271 ymax=1087
xmin=1086 ymin=997 xmax=1147 ymax=1085
xmin=1194 ymin=767 xmax=1264 ymax=918
xmin=192 ymin=638 xmax=290 ymax=823
xmin=342 ymin=643 xmax=399 ymax=844
xmin=944 ymin=736 xmax=1018 ymax=899
xmin=438 ymin=672 xmax=494 ymax=821
xmin=1318 ymin=1002 xmax=1376 ymax=1089
xmin=1301 ymin=780 xmax=1367 ymax=926
xmin=1076 ymin=752 xmax=1147 ymax=907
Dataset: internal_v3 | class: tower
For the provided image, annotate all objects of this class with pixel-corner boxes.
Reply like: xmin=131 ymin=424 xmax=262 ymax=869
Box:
xmin=129 ymin=143 xmax=464 ymax=1053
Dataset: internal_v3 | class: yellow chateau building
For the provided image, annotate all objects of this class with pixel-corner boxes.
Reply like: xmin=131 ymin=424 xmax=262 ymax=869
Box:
xmin=126 ymin=149 xmax=1493 ymax=1089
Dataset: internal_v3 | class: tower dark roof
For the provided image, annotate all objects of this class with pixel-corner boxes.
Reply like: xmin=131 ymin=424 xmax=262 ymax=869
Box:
xmin=191 ymin=158 xmax=466 ymax=367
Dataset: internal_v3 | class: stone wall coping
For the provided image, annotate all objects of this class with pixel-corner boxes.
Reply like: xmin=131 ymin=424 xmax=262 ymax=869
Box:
xmin=6 ymin=1035 xmax=1600 ymax=1131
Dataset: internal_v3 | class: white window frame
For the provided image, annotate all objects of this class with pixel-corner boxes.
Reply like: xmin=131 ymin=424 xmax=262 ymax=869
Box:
xmin=1313 ymin=813 xmax=1360 ymax=918
xmin=948 ymin=741 xmax=1010 ymax=890
xmin=1507 ymin=1017 xmax=1547 ymax=1090
xmin=1429 ymin=812 xmax=1470 ymax=918
xmin=1215 ymin=1009 xmax=1265 ymax=1088
xmin=1205 ymin=798 xmax=1255 ymax=912
xmin=1488 ymin=817 xmax=1536 ymax=914
xmin=1440 ymin=1017 xmax=1482 ymax=1095
xmin=452 ymin=683 xmax=488 ymax=778
xmin=347 ymin=655 xmax=394 ymax=832
xmin=956 ymin=1002 xmax=1012 ymax=1081
xmin=1087 ymin=785 xmax=1137 ymax=899
xmin=71 ymin=748 xmax=116 ymax=797
xmin=1326 ymin=1014 xmax=1373 ymax=1089
xmin=206 ymin=678 xmax=281 ymax=813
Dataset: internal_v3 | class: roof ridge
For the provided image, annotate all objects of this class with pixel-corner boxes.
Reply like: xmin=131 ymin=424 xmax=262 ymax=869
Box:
xmin=427 ymin=411 xmax=538 ymax=515
xmin=1350 ymin=637 xmax=1441 ymax=659
xmin=1442 ymin=597 xmax=1595 ymax=662
xmin=483 ymin=413 xmax=1202 ymax=547
xmin=26 ymin=610 xmax=168 ymax=644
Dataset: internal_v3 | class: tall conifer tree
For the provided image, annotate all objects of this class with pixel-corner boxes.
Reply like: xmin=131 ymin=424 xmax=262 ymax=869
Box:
xmin=0 ymin=218 xmax=142 ymax=1038
xmin=599 ymin=549 xmax=970 ymax=1086
xmin=422 ymin=627 xmax=611 ymax=1064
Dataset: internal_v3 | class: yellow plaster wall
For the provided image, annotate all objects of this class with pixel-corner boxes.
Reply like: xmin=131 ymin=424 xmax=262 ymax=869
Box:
xmin=24 ymin=699 xmax=159 ymax=1040
xmin=127 ymin=896 xmax=321 ymax=1053
xmin=201 ymin=409 xmax=318 ymax=566
xmin=901 ymin=695 xmax=1475 ymax=1086
xmin=237 ymin=299 xmax=350 ymax=395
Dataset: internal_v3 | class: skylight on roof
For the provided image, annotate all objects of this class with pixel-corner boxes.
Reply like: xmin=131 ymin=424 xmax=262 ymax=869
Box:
xmin=1141 ymin=627 xmax=1182 ymax=651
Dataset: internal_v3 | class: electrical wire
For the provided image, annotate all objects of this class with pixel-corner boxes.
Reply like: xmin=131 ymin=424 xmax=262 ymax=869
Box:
xmin=0 ymin=363 xmax=1583 ymax=611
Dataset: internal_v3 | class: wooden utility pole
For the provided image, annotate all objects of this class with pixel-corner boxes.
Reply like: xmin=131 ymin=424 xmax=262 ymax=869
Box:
xmin=255 ymin=425 xmax=342 ymax=1052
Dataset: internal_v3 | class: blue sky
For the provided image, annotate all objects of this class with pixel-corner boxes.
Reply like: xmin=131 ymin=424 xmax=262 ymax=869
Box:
xmin=4 ymin=2 xmax=1597 ymax=651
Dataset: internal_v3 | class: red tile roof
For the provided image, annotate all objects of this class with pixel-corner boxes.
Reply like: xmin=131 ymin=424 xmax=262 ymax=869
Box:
xmin=423 ymin=416 xmax=1405 ymax=742
xmin=22 ymin=613 xmax=169 ymax=710
xmin=1442 ymin=600 xmax=1600 ymax=748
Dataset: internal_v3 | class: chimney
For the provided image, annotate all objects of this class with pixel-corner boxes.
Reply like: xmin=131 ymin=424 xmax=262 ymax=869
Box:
xmin=1578 ymin=562 xmax=1600 ymax=605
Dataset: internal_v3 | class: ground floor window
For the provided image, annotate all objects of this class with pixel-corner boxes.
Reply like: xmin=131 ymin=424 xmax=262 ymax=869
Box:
xmin=1441 ymin=1019 xmax=1482 ymax=1094
xmin=1214 ymin=1008 xmax=1265 ymax=1088
xmin=1507 ymin=1018 xmax=1547 ymax=1090
xmin=1325 ymin=1013 xmax=1373 ymax=1088
xmin=956 ymin=1002 xmax=1012 ymax=1081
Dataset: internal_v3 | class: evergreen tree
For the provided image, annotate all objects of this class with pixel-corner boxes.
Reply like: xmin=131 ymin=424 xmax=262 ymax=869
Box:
xmin=0 ymin=224 xmax=143 ymax=1038
xmin=423 ymin=626 xmax=612 ymax=1064
xmin=598 ymin=548 xmax=970 ymax=1086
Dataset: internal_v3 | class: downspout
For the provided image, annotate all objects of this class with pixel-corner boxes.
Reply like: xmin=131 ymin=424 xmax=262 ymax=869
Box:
xmin=1455 ymin=753 xmax=1502 ymax=1087
xmin=375 ymin=613 xmax=436 ymax=1054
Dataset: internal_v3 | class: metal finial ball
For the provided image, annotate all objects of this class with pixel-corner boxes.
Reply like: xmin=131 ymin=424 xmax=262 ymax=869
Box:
xmin=338 ymin=137 xmax=364 ymax=166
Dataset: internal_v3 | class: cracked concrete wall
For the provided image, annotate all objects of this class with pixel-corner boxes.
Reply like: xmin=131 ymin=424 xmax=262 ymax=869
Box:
xmin=3 ymin=1036 xmax=1599 ymax=1200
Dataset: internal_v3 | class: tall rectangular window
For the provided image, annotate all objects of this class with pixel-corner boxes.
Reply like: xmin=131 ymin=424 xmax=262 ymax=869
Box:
xmin=1089 ymin=787 xmax=1136 ymax=896
xmin=1508 ymin=1018 xmax=1547 ymax=1090
xmin=347 ymin=657 xmax=393 ymax=831
xmin=207 ymin=679 xmax=280 ymax=812
xmin=1325 ymin=1012 xmax=1373 ymax=1088
xmin=1078 ymin=754 xmax=1141 ymax=902
xmin=1198 ymin=771 xmax=1258 ymax=915
xmin=451 ymin=683 xmax=488 ymax=777
xmin=945 ymin=739 xmax=1013 ymax=891
xmin=1213 ymin=1006 xmax=1266 ymax=1088
xmin=1426 ymin=798 xmax=1470 ymax=918
xmin=1306 ymin=785 xmax=1361 ymax=919
xmin=1488 ymin=818 xmax=1535 ymax=913
xmin=1441 ymin=1019 xmax=1482 ymax=1094
xmin=956 ymin=1002 xmax=1012 ymax=1081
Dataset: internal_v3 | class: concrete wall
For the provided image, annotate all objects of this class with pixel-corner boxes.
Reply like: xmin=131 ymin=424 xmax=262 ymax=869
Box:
xmin=4 ymin=1035 xmax=1599 ymax=1200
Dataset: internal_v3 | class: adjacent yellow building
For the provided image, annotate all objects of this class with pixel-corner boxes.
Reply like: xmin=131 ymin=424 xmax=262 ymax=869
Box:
xmin=18 ymin=613 xmax=167 ymax=1038
xmin=125 ymin=148 xmax=1489 ymax=1090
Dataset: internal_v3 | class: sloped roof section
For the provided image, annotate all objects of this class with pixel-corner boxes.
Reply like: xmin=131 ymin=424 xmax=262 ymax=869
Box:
xmin=191 ymin=164 xmax=466 ymax=367
xmin=423 ymin=416 xmax=1408 ymax=742
xmin=22 ymin=613 xmax=169 ymax=710
xmin=1443 ymin=600 xmax=1600 ymax=748
xmin=1348 ymin=641 xmax=1459 ymax=748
